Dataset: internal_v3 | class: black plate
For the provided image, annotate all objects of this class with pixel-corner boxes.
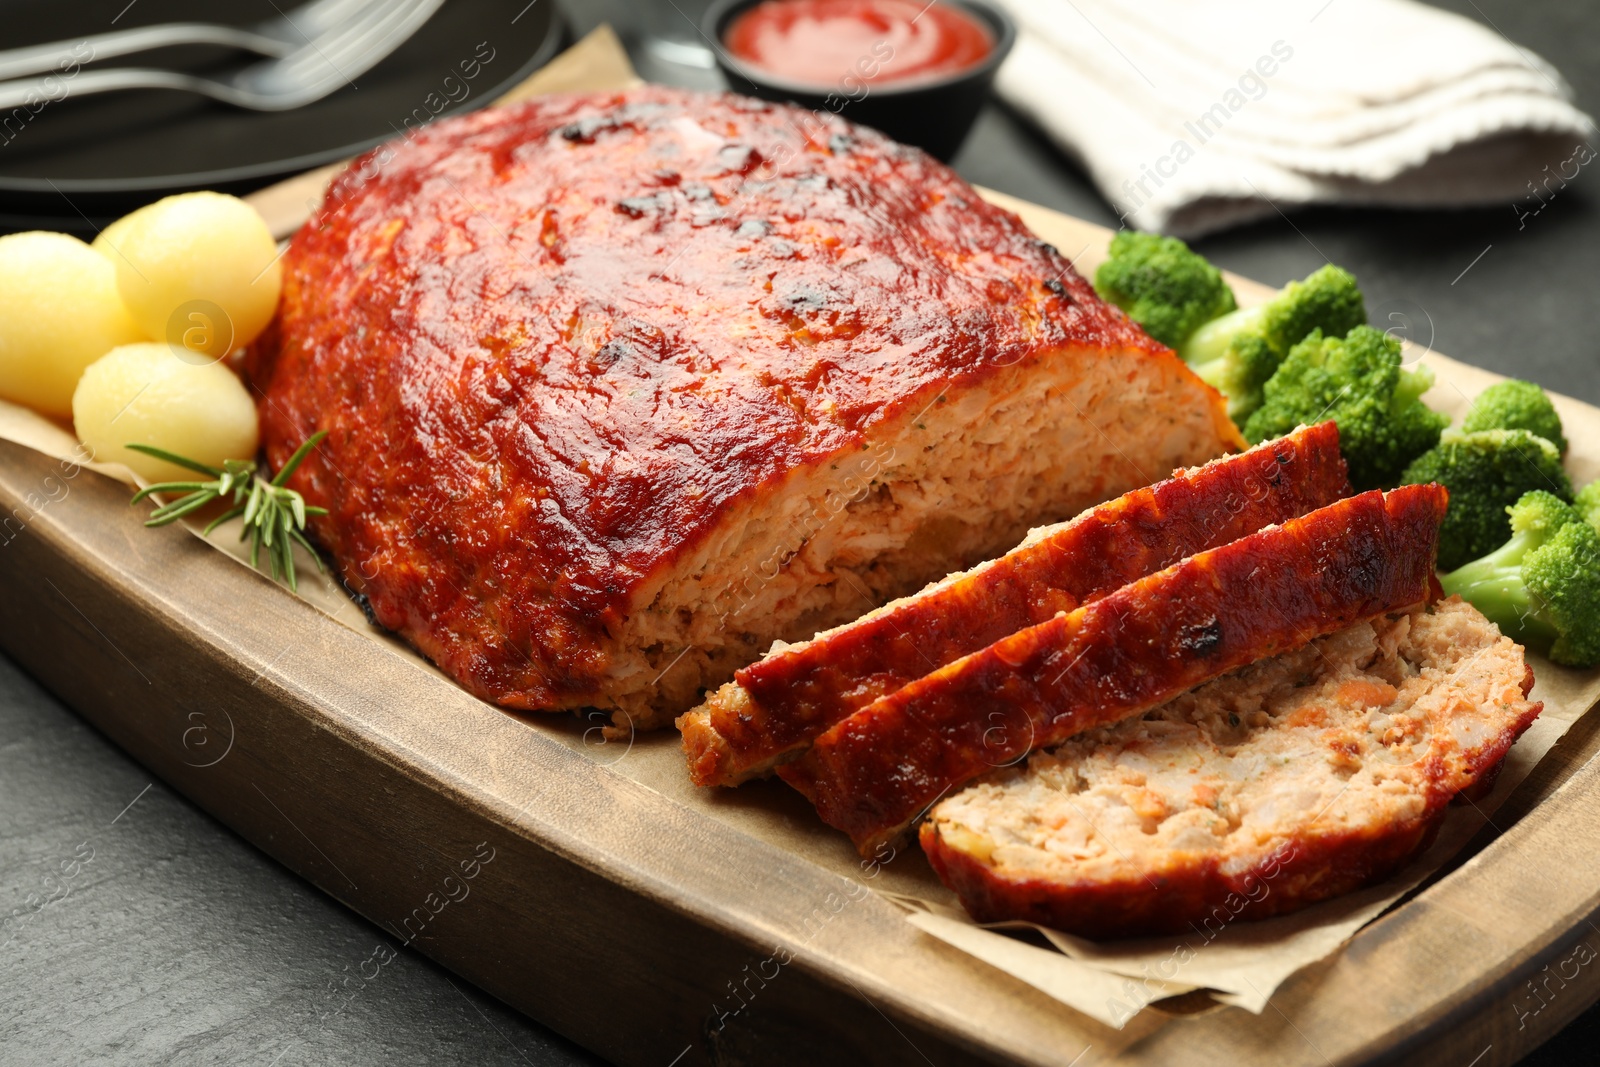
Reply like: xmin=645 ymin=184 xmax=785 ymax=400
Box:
xmin=0 ymin=0 xmax=566 ymax=235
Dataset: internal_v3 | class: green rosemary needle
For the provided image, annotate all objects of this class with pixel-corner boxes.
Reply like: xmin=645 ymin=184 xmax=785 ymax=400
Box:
xmin=128 ymin=431 xmax=329 ymax=592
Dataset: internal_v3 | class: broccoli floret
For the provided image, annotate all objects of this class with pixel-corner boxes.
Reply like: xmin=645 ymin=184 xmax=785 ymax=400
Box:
xmin=1460 ymin=379 xmax=1567 ymax=455
xmin=1402 ymin=429 xmax=1573 ymax=571
xmin=1439 ymin=491 xmax=1600 ymax=667
xmin=1578 ymin=480 xmax=1600 ymax=530
xmin=1242 ymin=325 xmax=1448 ymax=492
xmin=1179 ymin=263 xmax=1366 ymax=421
xmin=1093 ymin=231 xmax=1237 ymax=349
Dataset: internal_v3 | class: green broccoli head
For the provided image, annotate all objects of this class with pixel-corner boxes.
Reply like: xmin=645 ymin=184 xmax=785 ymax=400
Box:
xmin=1577 ymin=479 xmax=1600 ymax=530
xmin=1179 ymin=263 xmax=1366 ymax=422
xmin=1460 ymin=379 xmax=1568 ymax=455
xmin=1093 ymin=231 xmax=1237 ymax=349
xmin=1256 ymin=264 xmax=1368 ymax=358
xmin=1440 ymin=490 xmax=1600 ymax=667
xmin=1402 ymin=429 xmax=1574 ymax=571
xmin=1242 ymin=325 xmax=1448 ymax=492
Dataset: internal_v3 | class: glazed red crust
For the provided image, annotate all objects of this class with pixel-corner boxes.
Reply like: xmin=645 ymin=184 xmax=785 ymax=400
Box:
xmin=686 ymin=422 xmax=1351 ymax=786
xmin=779 ymin=484 xmax=1451 ymax=854
xmin=245 ymin=86 xmax=1174 ymax=712
xmin=920 ymin=652 xmax=1540 ymax=937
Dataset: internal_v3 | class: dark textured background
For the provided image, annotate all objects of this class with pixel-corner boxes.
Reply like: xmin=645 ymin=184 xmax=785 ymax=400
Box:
xmin=3 ymin=0 xmax=1598 ymax=1063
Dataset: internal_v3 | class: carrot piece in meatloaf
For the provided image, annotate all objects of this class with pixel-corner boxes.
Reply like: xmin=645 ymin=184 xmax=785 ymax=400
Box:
xmin=779 ymin=484 xmax=1450 ymax=856
xmin=921 ymin=597 xmax=1540 ymax=937
xmin=680 ymin=422 xmax=1352 ymax=786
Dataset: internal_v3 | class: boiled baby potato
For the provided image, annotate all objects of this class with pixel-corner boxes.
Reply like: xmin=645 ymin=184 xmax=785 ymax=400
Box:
xmin=90 ymin=202 xmax=157 ymax=261
xmin=0 ymin=231 xmax=143 ymax=418
xmin=73 ymin=342 xmax=259 ymax=483
xmin=113 ymin=192 xmax=283 ymax=359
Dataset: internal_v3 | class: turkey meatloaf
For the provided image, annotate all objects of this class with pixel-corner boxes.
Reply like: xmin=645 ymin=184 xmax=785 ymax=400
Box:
xmin=782 ymin=484 xmax=1449 ymax=855
xmin=246 ymin=86 xmax=1241 ymax=729
xmin=921 ymin=597 xmax=1541 ymax=937
xmin=681 ymin=422 xmax=1351 ymax=786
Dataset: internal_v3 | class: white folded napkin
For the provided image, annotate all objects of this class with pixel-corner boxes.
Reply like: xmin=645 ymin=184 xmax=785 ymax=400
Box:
xmin=991 ymin=0 xmax=1596 ymax=236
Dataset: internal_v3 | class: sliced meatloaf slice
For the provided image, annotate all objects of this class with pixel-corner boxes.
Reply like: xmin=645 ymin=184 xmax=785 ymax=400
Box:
xmin=920 ymin=597 xmax=1541 ymax=937
xmin=780 ymin=484 xmax=1449 ymax=855
xmin=247 ymin=86 xmax=1243 ymax=731
xmin=680 ymin=422 xmax=1351 ymax=786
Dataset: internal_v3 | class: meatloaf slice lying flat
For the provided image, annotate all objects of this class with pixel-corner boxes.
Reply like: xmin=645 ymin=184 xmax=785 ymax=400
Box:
xmin=780 ymin=484 xmax=1449 ymax=855
xmin=248 ymin=86 xmax=1243 ymax=731
xmin=921 ymin=597 xmax=1540 ymax=937
xmin=681 ymin=422 xmax=1351 ymax=786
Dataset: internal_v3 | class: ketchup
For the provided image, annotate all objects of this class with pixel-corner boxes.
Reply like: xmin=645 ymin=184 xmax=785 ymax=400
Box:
xmin=724 ymin=0 xmax=993 ymax=88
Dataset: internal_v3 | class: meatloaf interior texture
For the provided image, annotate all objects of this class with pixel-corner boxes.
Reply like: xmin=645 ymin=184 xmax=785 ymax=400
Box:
xmin=246 ymin=86 xmax=1241 ymax=729
xmin=680 ymin=422 xmax=1351 ymax=787
xmin=921 ymin=598 xmax=1541 ymax=938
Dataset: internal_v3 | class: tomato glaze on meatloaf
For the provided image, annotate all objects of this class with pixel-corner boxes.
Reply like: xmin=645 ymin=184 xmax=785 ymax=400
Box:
xmin=246 ymin=86 xmax=1241 ymax=729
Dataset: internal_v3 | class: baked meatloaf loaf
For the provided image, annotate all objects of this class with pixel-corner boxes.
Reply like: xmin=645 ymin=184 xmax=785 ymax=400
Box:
xmin=921 ymin=597 xmax=1541 ymax=937
xmin=247 ymin=86 xmax=1240 ymax=729
xmin=681 ymin=422 xmax=1352 ymax=786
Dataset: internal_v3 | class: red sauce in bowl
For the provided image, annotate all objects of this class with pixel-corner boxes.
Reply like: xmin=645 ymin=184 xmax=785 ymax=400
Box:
xmin=724 ymin=0 xmax=994 ymax=88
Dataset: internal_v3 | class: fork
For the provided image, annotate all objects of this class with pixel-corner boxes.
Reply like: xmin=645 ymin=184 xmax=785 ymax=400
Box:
xmin=0 ymin=0 xmax=444 ymax=113
xmin=0 ymin=0 xmax=385 ymax=82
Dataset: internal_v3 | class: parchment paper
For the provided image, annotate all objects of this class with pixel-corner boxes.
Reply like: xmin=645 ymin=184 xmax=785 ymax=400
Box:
xmin=5 ymin=25 xmax=1597 ymax=1033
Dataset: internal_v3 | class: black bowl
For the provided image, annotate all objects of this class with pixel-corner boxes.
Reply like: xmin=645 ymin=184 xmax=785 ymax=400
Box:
xmin=702 ymin=0 xmax=1016 ymax=161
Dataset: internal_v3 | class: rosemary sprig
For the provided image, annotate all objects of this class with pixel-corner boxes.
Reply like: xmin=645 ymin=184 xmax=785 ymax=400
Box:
xmin=128 ymin=431 xmax=329 ymax=592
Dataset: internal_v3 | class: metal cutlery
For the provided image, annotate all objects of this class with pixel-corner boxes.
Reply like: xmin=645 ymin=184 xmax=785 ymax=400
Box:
xmin=0 ymin=0 xmax=386 ymax=82
xmin=0 ymin=0 xmax=444 ymax=113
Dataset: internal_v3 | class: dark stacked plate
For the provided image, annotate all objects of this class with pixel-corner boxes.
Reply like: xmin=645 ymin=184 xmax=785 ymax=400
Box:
xmin=0 ymin=0 xmax=566 ymax=236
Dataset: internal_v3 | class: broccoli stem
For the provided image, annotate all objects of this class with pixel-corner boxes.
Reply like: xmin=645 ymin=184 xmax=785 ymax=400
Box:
xmin=1179 ymin=305 xmax=1262 ymax=368
xmin=1392 ymin=365 xmax=1434 ymax=413
xmin=1188 ymin=357 xmax=1231 ymax=396
xmin=1439 ymin=572 xmax=1561 ymax=649
xmin=1439 ymin=527 xmax=1538 ymax=590
xmin=1439 ymin=526 xmax=1561 ymax=646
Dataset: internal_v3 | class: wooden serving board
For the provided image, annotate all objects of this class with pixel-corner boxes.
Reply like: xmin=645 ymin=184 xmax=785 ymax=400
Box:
xmin=8 ymin=34 xmax=1600 ymax=1067
xmin=8 ymin=225 xmax=1600 ymax=1067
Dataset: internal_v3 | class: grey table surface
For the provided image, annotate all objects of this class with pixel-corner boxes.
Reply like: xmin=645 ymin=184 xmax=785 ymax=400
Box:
xmin=4 ymin=0 xmax=1599 ymax=1064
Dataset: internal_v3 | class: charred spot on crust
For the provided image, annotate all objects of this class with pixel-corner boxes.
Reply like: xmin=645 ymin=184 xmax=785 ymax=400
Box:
xmin=560 ymin=115 xmax=621 ymax=144
xmin=1043 ymin=278 xmax=1068 ymax=298
xmin=776 ymin=281 xmax=842 ymax=313
xmin=719 ymin=144 xmax=765 ymax=175
xmin=559 ymin=104 xmax=671 ymax=145
xmin=1178 ymin=618 xmax=1224 ymax=657
xmin=347 ymin=587 xmax=379 ymax=626
xmin=617 ymin=195 xmax=667 ymax=218
xmin=595 ymin=340 xmax=635 ymax=367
